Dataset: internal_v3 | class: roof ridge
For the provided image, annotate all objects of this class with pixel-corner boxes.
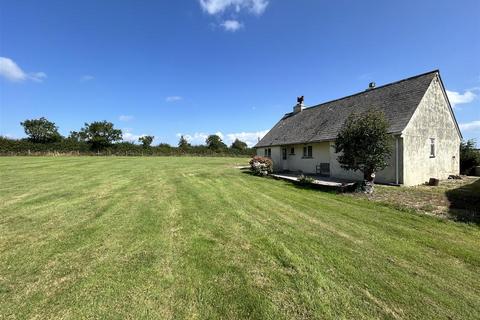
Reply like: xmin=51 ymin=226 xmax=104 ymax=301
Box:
xmin=299 ymin=69 xmax=439 ymax=112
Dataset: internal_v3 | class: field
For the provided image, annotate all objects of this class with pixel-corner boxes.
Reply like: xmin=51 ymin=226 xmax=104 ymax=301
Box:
xmin=1 ymin=157 xmax=479 ymax=319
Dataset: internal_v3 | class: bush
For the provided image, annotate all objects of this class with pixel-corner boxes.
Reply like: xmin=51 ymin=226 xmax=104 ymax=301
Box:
xmin=460 ymin=139 xmax=480 ymax=175
xmin=334 ymin=109 xmax=391 ymax=189
xmin=249 ymin=156 xmax=273 ymax=176
xmin=298 ymin=174 xmax=315 ymax=185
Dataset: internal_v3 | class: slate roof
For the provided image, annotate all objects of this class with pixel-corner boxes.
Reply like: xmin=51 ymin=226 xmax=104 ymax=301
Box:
xmin=255 ymin=70 xmax=439 ymax=148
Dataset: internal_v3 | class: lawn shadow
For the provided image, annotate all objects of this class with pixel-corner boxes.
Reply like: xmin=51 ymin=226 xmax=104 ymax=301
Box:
xmin=446 ymin=178 xmax=480 ymax=224
xmin=290 ymin=182 xmax=343 ymax=194
xmin=240 ymin=168 xmax=258 ymax=176
xmin=240 ymin=169 xmax=275 ymax=180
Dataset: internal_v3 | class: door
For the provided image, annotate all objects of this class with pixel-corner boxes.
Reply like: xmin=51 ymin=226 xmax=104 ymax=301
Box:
xmin=281 ymin=147 xmax=288 ymax=171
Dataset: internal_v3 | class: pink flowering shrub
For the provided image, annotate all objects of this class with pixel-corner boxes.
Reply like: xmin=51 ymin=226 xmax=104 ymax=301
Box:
xmin=249 ymin=156 xmax=273 ymax=176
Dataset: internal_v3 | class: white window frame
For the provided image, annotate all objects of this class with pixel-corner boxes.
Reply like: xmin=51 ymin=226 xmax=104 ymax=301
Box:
xmin=303 ymin=145 xmax=313 ymax=158
xmin=264 ymin=148 xmax=271 ymax=158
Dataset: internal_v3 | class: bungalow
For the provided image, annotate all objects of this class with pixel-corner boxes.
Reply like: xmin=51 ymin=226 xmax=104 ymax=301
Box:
xmin=254 ymin=70 xmax=462 ymax=186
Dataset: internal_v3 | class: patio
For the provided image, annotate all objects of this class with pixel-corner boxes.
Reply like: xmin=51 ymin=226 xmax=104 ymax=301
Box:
xmin=271 ymin=172 xmax=357 ymax=190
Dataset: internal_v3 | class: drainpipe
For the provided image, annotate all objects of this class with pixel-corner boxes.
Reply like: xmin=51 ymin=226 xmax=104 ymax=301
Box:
xmin=395 ymin=136 xmax=399 ymax=185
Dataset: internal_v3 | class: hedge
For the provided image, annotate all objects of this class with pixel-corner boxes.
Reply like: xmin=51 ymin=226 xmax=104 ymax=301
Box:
xmin=0 ymin=137 xmax=254 ymax=157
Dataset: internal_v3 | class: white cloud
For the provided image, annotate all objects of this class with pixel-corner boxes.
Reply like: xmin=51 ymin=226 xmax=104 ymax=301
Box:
xmin=0 ymin=133 xmax=18 ymax=139
xmin=225 ymin=130 xmax=268 ymax=147
xmin=81 ymin=75 xmax=94 ymax=82
xmin=177 ymin=130 xmax=268 ymax=147
xmin=29 ymin=72 xmax=47 ymax=82
xmin=221 ymin=19 xmax=243 ymax=31
xmin=0 ymin=57 xmax=47 ymax=83
xmin=119 ymin=115 xmax=134 ymax=122
xmin=446 ymin=89 xmax=477 ymax=107
xmin=459 ymin=120 xmax=480 ymax=132
xmin=0 ymin=57 xmax=26 ymax=82
xmin=199 ymin=0 xmax=268 ymax=30
xmin=166 ymin=96 xmax=183 ymax=102
xmin=122 ymin=129 xmax=147 ymax=143
xmin=176 ymin=132 xmax=209 ymax=145
xmin=215 ymin=131 xmax=224 ymax=139
xmin=199 ymin=0 xmax=268 ymax=15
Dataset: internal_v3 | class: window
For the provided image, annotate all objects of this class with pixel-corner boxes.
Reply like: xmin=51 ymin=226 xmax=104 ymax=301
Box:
xmin=264 ymin=148 xmax=271 ymax=158
xmin=303 ymin=145 xmax=313 ymax=158
xmin=289 ymin=147 xmax=295 ymax=155
xmin=430 ymin=138 xmax=435 ymax=158
xmin=282 ymin=148 xmax=287 ymax=160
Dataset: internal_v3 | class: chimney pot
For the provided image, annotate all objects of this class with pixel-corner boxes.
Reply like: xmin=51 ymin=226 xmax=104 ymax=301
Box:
xmin=293 ymin=96 xmax=305 ymax=113
xmin=368 ymin=82 xmax=376 ymax=89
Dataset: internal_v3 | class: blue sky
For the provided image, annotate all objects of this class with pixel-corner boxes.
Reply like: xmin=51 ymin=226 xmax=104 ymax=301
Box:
xmin=0 ymin=0 xmax=479 ymax=146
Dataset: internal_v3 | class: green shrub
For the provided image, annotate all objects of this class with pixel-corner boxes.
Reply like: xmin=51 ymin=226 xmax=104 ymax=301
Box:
xmin=298 ymin=174 xmax=315 ymax=185
xmin=460 ymin=139 xmax=480 ymax=175
xmin=334 ymin=109 xmax=391 ymax=187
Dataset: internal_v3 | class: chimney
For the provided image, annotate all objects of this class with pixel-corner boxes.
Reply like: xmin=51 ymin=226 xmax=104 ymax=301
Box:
xmin=367 ymin=82 xmax=376 ymax=90
xmin=293 ymin=95 xmax=305 ymax=113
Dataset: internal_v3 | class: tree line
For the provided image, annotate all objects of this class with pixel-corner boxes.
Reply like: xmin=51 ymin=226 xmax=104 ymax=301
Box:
xmin=1 ymin=117 xmax=254 ymax=156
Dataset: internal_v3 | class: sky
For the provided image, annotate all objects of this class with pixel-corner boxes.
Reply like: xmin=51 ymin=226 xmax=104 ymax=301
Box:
xmin=0 ymin=0 xmax=479 ymax=147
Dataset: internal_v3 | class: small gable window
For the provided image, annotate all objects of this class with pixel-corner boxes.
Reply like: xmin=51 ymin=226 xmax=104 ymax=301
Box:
xmin=303 ymin=145 xmax=313 ymax=158
xmin=430 ymin=138 xmax=435 ymax=158
xmin=264 ymin=148 xmax=271 ymax=158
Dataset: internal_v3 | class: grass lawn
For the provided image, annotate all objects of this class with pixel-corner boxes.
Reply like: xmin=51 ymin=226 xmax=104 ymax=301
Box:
xmin=1 ymin=157 xmax=479 ymax=319
xmin=347 ymin=176 xmax=480 ymax=222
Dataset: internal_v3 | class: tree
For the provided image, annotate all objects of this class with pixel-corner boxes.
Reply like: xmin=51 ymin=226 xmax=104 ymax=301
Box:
xmin=20 ymin=117 xmax=62 ymax=143
xmin=231 ymin=138 xmax=248 ymax=150
xmin=138 ymin=135 xmax=154 ymax=148
xmin=206 ymin=134 xmax=227 ymax=150
xmin=67 ymin=131 xmax=81 ymax=142
xmin=334 ymin=110 xmax=392 ymax=192
xmin=460 ymin=139 xmax=480 ymax=175
xmin=78 ymin=121 xmax=122 ymax=150
xmin=178 ymin=135 xmax=190 ymax=149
